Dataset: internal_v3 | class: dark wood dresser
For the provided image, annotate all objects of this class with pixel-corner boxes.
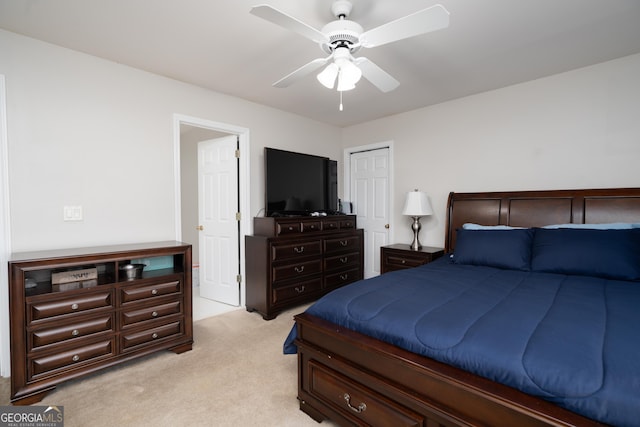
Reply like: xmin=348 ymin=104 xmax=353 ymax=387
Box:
xmin=245 ymin=215 xmax=363 ymax=320
xmin=8 ymin=241 xmax=193 ymax=405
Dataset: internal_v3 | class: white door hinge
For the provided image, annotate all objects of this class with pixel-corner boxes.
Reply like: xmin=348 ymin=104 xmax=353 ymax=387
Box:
xmin=236 ymin=212 xmax=241 ymax=221
xmin=235 ymin=149 xmax=240 ymax=158
xmin=236 ymin=274 xmax=242 ymax=283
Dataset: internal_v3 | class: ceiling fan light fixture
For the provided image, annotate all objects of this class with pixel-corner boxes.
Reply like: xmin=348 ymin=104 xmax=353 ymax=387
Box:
xmin=317 ymin=62 xmax=339 ymax=89
xmin=336 ymin=62 xmax=361 ymax=91
xmin=337 ymin=76 xmax=356 ymax=92
xmin=336 ymin=58 xmax=362 ymax=91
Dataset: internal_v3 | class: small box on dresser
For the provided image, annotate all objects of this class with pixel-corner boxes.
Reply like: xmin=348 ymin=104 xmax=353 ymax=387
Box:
xmin=245 ymin=215 xmax=363 ymax=320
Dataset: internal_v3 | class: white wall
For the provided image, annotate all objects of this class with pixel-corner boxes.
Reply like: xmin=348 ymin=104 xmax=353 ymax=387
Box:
xmin=0 ymin=29 xmax=342 ymax=376
xmin=342 ymin=53 xmax=640 ymax=249
xmin=0 ymin=29 xmax=343 ymax=252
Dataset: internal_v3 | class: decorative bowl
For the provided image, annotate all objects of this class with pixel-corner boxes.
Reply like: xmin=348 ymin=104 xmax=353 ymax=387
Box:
xmin=119 ymin=263 xmax=145 ymax=280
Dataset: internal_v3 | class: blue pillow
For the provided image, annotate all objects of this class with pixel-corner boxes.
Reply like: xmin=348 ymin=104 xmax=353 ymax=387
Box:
xmin=531 ymin=228 xmax=640 ymax=281
xmin=453 ymin=228 xmax=534 ymax=271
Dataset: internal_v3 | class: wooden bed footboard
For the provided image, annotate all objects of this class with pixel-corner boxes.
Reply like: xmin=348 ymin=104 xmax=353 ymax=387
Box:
xmin=295 ymin=313 xmax=606 ymax=427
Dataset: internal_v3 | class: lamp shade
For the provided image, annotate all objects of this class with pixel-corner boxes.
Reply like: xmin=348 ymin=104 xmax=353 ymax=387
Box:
xmin=317 ymin=62 xmax=339 ymax=89
xmin=402 ymin=190 xmax=433 ymax=216
xmin=336 ymin=60 xmax=362 ymax=91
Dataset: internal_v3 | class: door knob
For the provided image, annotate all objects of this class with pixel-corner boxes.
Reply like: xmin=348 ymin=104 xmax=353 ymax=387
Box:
xmin=385 ymin=224 xmax=390 ymax=229
xmin=196 ymin=225 xmax=204 ymax=231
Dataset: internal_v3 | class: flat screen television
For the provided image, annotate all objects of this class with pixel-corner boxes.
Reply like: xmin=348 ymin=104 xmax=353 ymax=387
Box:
xmin=265 ymin=148 xmax=338 ymax=217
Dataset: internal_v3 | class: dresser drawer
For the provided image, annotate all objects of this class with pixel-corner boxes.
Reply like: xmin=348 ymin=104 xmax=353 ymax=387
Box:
xmin=384 ymin=254 xmax=427 ymax=269
xmin=324 ymin=235 xmax=361 ymax=254
xmin=120 ymin=299 xmax=182 ymax=328
xmin=271 ymin=240 xmax=322 ymax=261
xmin=29 ymin=315 xmax=114 ymax=352
xmin=308 ymin=360 xmax=424 ymax=427
xmin=340 ymin=218 xmax=356 ymax=229
xmin=322 ymin=219 xmax=340 ymax=231
xmin=29 ymin=339 xmax=115 ymax=378
xmin=324 ymin=268 xmax=361 ymax=289
xmin=324 ymin=252 xmax=360 ymax=271
xmin=120 ymin=280 xmax=181 ymax=304
xmin=301 ymin=221 xmax=322 ymax=232
xmin=272 ymin=259 xmax=322 ymax=282
xmin=272 ymin=277 xmax=322 ymax=305
xmin=275 ymin=221 xmax=301 ymax=235
xmin=28 ymin=291 xmax=113 ymax=323
xmin=120 ymin=321 xmax=183 ymax=351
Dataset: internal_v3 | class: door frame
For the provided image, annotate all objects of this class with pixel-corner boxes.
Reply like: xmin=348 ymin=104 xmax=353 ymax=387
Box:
xmin=343 ymin=141 xmax=395 ymax=272
xmin=1 ymin=75 xmax=11 ymax=376
xmin=173 ymin=114 xmax=250 ymax=307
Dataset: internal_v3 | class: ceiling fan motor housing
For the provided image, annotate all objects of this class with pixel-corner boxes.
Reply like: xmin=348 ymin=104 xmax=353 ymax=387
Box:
xmin=320 ymin=19 xmax=363 ymax=54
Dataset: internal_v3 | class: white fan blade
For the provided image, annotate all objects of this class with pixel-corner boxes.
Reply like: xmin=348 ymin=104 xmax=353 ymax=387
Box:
xmin=355 ymin=57 xmax=400 ymax=92
xmin=360 ymin=4 xmax=450 ymax=48
xmin=250 ymin=5 xmax=329 ymax=44
xmin=273 ymin=57 xmax=331 ymax=88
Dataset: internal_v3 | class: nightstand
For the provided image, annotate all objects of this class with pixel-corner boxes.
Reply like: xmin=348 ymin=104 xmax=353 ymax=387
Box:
xmin=381 ymin=244 xmax=444 ymax=273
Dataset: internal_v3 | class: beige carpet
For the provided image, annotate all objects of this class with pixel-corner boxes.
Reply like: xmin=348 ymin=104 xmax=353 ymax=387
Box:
xmin=0 ymin=305 xmax=338 ymax=427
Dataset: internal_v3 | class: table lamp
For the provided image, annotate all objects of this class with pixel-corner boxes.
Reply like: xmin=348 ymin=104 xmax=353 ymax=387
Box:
xmin=402 ymin=190 xmax=433 ymax=250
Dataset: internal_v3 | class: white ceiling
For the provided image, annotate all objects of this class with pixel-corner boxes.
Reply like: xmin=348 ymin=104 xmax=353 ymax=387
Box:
xmin=2 ymin=0 xmax=640 ymax=127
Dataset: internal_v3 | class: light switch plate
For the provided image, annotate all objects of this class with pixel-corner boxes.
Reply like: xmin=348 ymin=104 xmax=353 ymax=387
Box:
xmin=63 ymin=205 xmax=83 ymax=221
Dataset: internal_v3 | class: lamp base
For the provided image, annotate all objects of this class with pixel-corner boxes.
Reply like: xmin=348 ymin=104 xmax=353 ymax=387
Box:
xmin=409 ymin=216 xmax=422 ymax=251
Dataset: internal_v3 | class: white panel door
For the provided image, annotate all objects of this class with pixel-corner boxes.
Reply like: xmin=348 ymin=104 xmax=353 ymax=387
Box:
xmin=198 ymin=136 xmax=239 ymax=305
xmin=350 ymin=148 xmax=390 ymax=278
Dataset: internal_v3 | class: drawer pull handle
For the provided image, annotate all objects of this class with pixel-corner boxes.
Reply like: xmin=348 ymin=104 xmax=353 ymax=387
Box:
xmin=310 ymin=225 xmax=315 ymax=229
xmin=294 ymin=266 xmax=305 ymax=273
xmin=71 ymin=329 xmax=80 ymax=337
xmin=288 ymin=226 xmax=294 ymax=231
xmin=340 ymin=274 xmax=349 ymax=281
xmin=294 ymin=246 xmax=304 ymax=253
xmin=72 ymin=354 xmax=80 ymax=362
xmin=343 ymin=393 xmax=367 ymax=413
xmin=401 ymin=260 xmax=406 ymax=264
xmin=295 ymin=286 xmax=305 ymax=294
xmin=152 ymin=333 xmax=158 ymax=339
xmin=340 ymin=257 xmax=348 ymax=263
xmin=151 ymin=289 xmax=158 ymax=295
xmin=340 ymin=240 xmax=348 ymax=247
xmin=152 ymin=311 xmax=159 ymax=317
xmin=71 ymin=303 xmax=79 ymax=310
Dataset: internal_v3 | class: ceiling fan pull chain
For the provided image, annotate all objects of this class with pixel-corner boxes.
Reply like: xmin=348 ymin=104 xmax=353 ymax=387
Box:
xmin=339 ymin=91 xmax=344 ymax=111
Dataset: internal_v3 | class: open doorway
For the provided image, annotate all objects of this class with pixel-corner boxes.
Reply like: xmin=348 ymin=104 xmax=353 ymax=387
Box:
xmin=173 ymin=114 xmax=250 ymax=321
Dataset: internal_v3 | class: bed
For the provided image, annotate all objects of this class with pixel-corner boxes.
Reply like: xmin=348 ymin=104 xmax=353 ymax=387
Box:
xmin=284 ymin=188 xmax=640 ymax=427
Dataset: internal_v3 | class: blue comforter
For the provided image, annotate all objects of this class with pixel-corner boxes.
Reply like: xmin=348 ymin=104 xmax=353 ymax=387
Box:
xmin=284 ymin=257 xmax=640 ymax=426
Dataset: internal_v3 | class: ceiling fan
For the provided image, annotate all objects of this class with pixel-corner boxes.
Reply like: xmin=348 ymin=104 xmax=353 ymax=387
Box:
xmin=250 ymin=1 xmax=450 ymax=93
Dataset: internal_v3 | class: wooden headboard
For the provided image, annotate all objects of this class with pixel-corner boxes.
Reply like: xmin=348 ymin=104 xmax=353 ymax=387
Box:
xmin=445 ymin=187 xmax=640 ymax=253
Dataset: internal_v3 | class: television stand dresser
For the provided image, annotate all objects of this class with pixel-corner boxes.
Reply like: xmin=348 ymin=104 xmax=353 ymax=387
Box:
xmin=8 ymin=241 xmax=193 ymax=405
xmin=245 ymin=215 xmax=363 ymax=320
